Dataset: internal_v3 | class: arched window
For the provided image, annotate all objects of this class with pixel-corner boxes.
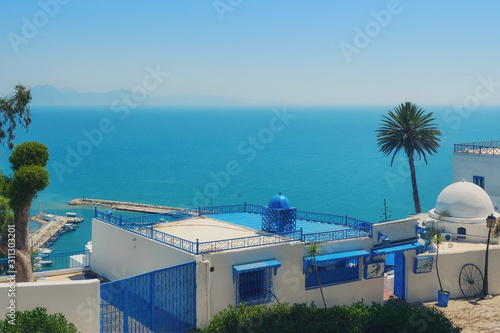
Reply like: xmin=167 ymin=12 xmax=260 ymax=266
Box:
xmin=457 ymin=227 xmax=466 ymax=235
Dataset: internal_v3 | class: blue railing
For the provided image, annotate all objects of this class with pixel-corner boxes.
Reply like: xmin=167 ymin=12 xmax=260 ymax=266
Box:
xmin=0 ymin=249 xmax=90 ymax=277
xmin=94 ymin=204 xmax=373 ymax=253
xmin=199 ymin=204 xmax=246 ymax=215
xmin=197 ymin=229 xmax=302 ymax=254
xmin=302 ymin=227 xmax=372 ymax=244
xmin=96 ymin=210 xmax=304 ymax=254
xmin=454 ymin=141 xmax=500 ymax=155
xmin=130 ymin=203 xmax=371 ymax=227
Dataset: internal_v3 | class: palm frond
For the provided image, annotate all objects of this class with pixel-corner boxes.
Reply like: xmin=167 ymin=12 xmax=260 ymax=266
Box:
xmin=376 ymin=102 xmax=441 ymax=166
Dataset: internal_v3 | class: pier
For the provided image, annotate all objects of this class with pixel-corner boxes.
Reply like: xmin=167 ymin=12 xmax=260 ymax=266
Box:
xmin=30 ymin=214 xmax=82 ymax=250
xmin=68 ymin=198 xmax=182 ymax=214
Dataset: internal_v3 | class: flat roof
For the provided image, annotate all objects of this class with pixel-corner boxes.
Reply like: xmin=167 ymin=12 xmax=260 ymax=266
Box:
xmin=153 ymin=216 xmax=266 ymax=242
xmin=152 ymin=212 xmax=352 ymax=243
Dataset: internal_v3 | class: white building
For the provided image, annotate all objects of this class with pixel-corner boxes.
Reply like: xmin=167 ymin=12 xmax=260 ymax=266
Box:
xmin=453 ymin=140 xmax=500 ymax=210
xmin=426 ymin=180 xmax=500 ymax=243
xmin=2 ymin=190 xmax=500 ymax=332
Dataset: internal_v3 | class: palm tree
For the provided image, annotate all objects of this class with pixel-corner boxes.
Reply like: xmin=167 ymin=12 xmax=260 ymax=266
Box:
xmin=376 ymin=102 xmax=441 ymax=213
xmin=305 ymin=242 xmax=327 ymax=309
xmin=432 ymin=234 xmax=445 ymax=293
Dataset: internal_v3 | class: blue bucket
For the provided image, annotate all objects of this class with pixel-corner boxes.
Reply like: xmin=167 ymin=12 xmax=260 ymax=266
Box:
xmin=437 ymin=291 xmax=450 ymax=307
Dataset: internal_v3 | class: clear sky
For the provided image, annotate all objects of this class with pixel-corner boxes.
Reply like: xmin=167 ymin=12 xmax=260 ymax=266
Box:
xmin=1 ymin=0 xmax=500 ymax=105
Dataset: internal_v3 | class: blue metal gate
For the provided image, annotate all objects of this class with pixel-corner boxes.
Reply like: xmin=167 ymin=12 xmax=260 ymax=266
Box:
xmin=100 ymin=261 xmax=196 ymax=332
xmin=394 ymin=251 xmax=406 ymax=299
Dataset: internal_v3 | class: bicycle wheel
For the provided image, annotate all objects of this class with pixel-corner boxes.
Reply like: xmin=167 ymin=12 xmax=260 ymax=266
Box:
xmin=459 ymin=264 xmax=483 ymax=300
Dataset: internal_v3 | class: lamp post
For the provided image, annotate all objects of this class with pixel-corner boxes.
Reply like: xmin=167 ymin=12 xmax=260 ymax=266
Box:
xmin=481 ymin=213 xmax=496 ymax=298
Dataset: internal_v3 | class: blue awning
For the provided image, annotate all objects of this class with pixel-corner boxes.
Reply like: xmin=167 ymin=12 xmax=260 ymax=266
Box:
xmin=303 ymin=249 xmax=369 ymax=273
xmin=233 ymin=259 xmax=281 ymax=283
xmin=371 ymin=242 xmax=424 ymax=258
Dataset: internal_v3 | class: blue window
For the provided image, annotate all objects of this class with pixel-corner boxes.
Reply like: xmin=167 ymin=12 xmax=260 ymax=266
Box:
xmin=233 ymin=260 xmax=281 ymax=306
xmin=457 ymin=227 xmax=466 ymax=235
xmin=473 ymin=176 xmax=485 ymax=189
xmin=303 ymin=250 xmax=369 ymax=289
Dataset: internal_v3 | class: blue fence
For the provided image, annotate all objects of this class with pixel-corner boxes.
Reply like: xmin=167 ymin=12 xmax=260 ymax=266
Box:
xmin=95 ymin=204 xmax=373 ymax=253
xmin=198 ymin=230 xmax=302 ymax=254
xmin=100 ymin=261 xmax=196 ymax=333
xmin=302 ymin=227 xmax=372 ymax=244
xmin=0 ymin=249 xmax=90 ymax=277
xmin=454 ymin=141 xmax=500 ymax=155
xmin=128 ymin=203 xmax=371 ymax=228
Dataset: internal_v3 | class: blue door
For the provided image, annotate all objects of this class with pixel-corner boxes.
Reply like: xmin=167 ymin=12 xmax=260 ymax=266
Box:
xmin=394 ymin=251 xmax=406 ymax=299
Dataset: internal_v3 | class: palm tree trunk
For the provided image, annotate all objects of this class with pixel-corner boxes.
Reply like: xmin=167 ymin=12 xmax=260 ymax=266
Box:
xmin=14 ymin=197 xmax=34 ymax=282
xmin=435 ymin=245 xmax=443 ymax=293
xmin=408 ymin=153 xmax=422 ymax=213
xmin=313 ymin=256 xmax=327 ymax=309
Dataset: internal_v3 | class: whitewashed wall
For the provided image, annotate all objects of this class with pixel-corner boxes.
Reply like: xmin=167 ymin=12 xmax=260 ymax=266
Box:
xmin=197 ymin=238 xmax=382 ymax=327
xmin=453 ymin=152 xmax=500 ymax=200
xmin=407 ymin=247 xmax=500 ymax=303
xmin=373 ymin=218 xmax=419 ymax=242
xmin=0 ymin=279 xmax=100 ymax=333
xmin=195 ymin=217 xmax=425 ymax=327
xmin=91 ymin=218 xmax=195 ymax=280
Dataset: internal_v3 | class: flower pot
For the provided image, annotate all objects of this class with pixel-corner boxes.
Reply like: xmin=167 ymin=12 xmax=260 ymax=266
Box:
xmin=437 ymin=290 xmax=450 ymax=307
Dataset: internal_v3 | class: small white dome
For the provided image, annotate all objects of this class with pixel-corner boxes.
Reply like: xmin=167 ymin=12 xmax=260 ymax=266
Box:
xmin=435 ymin=181 xmax=494 ymax=219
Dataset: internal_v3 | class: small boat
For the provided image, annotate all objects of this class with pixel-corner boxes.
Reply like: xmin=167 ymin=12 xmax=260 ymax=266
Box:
xmin=38 ymin=260 xmax=53 ymax=266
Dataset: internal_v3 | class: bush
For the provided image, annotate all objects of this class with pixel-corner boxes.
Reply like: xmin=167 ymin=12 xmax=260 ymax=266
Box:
xmin=0 ymin=307 xmax=79 ymax=333
xmin=202 ymin=299 xmax=461 ymax=333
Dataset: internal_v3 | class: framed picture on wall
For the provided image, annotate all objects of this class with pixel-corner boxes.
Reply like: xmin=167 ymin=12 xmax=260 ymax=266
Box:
xmin=364 ymin=261 xmax=385 ymax=279
xmin=414 ymin=256 xmax=433 ymax=274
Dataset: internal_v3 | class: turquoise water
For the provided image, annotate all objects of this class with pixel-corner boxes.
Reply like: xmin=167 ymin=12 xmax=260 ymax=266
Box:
xmin=3 ymin=105 xmax=497 ymax=252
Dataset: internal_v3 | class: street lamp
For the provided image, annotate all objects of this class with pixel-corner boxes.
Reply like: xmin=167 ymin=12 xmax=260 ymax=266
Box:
xmin=481 ymin=213 xmax=496 ymax=298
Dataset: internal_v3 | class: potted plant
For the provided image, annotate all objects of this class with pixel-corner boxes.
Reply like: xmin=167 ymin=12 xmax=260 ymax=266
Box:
xmin=432 ymin=234 xmax=450 ymax=306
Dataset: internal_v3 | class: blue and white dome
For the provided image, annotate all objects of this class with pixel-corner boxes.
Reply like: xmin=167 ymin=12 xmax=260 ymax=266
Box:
xmin=268 ymin=192 xmax=291 ymax=209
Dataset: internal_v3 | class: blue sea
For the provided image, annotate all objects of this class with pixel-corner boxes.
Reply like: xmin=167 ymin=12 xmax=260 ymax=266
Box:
xmin=5 ymin=105 xmax=498 ymax=253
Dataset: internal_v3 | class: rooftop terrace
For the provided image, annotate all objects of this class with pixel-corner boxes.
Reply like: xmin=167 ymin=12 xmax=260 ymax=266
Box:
xmin=454 ymin=141 xmax=500 ymax=155
xmin=94 ymin=203 xmax=373 ymax=254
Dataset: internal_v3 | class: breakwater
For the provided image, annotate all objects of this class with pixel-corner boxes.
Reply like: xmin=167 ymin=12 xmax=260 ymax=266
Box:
xmin=67 ymin=198 xmax=182 ymax=214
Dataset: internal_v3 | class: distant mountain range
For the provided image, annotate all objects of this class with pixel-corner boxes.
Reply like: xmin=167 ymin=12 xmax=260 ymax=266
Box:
xmin=30 ymin=85 xmax=251 ymax=106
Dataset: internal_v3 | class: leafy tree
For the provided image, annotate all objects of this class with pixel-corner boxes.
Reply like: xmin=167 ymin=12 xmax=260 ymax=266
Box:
xmin=0 ymin=142 xmax=49 ymax=282
xmin=0 ymin=84 xmax=32 ymax=150
xmin=0 ymin=83 xmax=32 ymax=258
xmin=376 ymin=102 xmax=441 ymax=213
xmin=305 ymin=242 xmax=327 ymax=309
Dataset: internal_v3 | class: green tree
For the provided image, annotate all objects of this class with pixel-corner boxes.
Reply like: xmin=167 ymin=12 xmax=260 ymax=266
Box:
xmin=0 ymin=84 xmax=32 ymax=150
xmin=0 ymin=83 xmax=32 ymax=256
xmin=305 ymin=242 xmax=327 ymax=309
xmin=0 ymin=142 xmax=49 ymax=282
xmin=376 ymin=102 xmax=441 ymax=213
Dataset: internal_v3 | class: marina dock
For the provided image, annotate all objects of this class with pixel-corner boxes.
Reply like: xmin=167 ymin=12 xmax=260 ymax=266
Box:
xmin=30 ymin=213 xmax=82 ymax=250
xmin=67 ymin=198 xmax=182 ymax=214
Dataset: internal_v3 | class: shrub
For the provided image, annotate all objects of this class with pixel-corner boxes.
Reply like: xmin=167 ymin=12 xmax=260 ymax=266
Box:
xmin=202 ymin=299 xmax=461 ymax=333
xmin=0 ymin=307 xmax=79 ymax=333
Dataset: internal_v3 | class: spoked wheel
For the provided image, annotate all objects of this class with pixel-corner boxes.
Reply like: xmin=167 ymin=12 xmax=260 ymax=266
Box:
xmin=459 ymin=264 xmax=483 ymax=300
